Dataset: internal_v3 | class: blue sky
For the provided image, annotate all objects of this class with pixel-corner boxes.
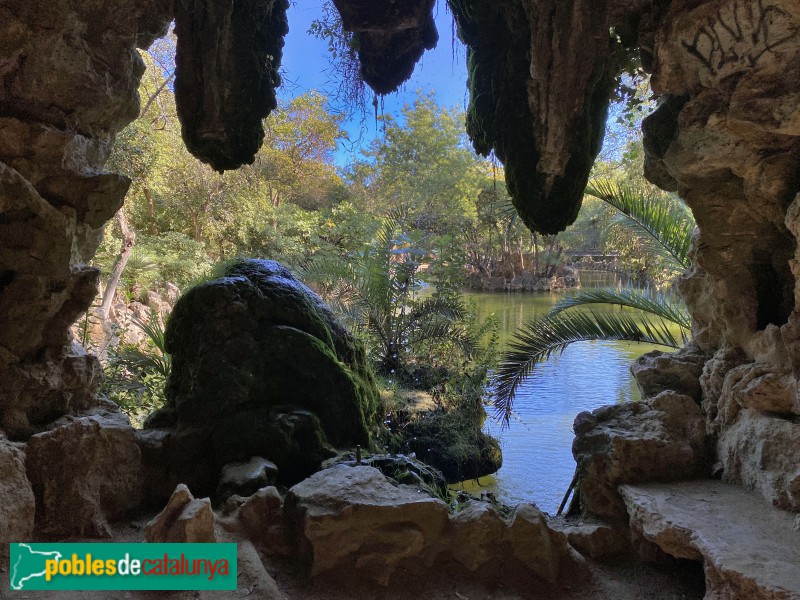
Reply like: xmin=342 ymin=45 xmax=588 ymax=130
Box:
xmin=278 ymin=1 xmax=469 ymax=163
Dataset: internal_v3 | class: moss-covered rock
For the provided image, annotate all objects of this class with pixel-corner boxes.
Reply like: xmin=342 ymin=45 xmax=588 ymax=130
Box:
xmin=449 ymin=0 xmax=617 ymax=235
xmin=400 ymin=398 xmax=502 ymax=484
xmin=141 ymin=259 xmax=379 ymax=499
xmin=174 ymin=0 xmax=289 ymax=171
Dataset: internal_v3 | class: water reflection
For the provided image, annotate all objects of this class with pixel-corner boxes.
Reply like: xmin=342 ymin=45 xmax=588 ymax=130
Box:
xmin=458 ymin=286 xmax=663 ymax=514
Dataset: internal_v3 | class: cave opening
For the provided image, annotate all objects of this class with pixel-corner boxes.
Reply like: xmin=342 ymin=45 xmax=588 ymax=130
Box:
xmin=754 ymin=243 xmax=795 ymax=331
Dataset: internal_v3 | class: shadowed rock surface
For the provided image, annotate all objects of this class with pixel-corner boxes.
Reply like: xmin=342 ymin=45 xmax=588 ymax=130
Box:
xmin=284 ymin=464 xmax=587 ymax=586
xmin=173 ymin=0 xmax=289 ymax=171
xmin=139 ymin=259 xmax=380 ymax=500
xmin=620 ymin=481 xmax=800 ymax=599
xmin=1 ymin=0 xmax=800 ymax=592
xmin=332 ymin=0 xmax=438 ymax=95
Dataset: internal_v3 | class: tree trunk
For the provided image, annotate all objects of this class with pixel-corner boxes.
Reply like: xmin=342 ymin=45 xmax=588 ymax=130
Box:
xmin=143 ymin=187 xmax=157 ymax=234
xmin=99 ymin=208 xmax=136 ymax=319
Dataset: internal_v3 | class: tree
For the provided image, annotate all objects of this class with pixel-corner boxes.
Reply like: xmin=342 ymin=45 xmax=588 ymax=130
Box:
xmin=492 ymin=179 xmax=695 ymax=422
xmin=351 ymin=92 xmax=483 ymax=239
xmin=304 ymin=209 xmax=477 ymax=377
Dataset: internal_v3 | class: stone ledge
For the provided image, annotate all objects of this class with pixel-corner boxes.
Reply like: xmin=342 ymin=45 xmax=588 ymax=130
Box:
xmin=620 ymin=481 xmax=800 ymax=600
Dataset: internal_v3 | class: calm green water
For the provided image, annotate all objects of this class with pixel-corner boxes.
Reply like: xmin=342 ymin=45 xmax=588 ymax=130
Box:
xmin=456 ymin=282 xmax=664 ymax=514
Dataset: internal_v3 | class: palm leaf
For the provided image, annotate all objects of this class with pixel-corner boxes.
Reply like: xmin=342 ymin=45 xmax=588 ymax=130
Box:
xmin=130 ymin=315 xmax=171 ymax=378
xmin=585 ymin=179 xmax=695 ymax=270
xmin=551 ymin=287 xmax=691 ymax=331
xmin=493 ymin=310 xmax=682 ymax=424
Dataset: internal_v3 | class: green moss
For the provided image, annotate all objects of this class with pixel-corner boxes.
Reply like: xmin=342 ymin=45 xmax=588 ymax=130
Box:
xmin=448 ymin=0 xmax=618 ymax=235
xmin=158 ymin=259 xmax=380 ymax=449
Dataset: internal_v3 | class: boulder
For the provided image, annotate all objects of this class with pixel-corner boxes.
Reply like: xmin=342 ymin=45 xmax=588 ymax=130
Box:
xmin=285 ymin=465 xmax=450 ymax=585
xmin=141 ymin=259 xmax=379 ymax=499
xmin=402 ymin=403 xmax=503 ymax=483
xmin=285 ymin=465 xmax=585 ymax=586
xmin=550 ymin=518 xmax=629 ymax=560
xmin=0 ymin=438 xmax=35 ymax=554
xmin=236 ymin=486 xmax=292 ymax=555
xmin=238 ymin=486 xmax=282 ymax=533
xmin=630 ymin=346 xmax=707 ymax=402
xmin=573 ymin=392 xmax=710 ymax=519
xmin=145 ymin=483 xmax=216 ymax=543
xmin=25 ymin=408 xmax=142 ymax=536
xmin=217 ymin=456 xmax=279 ymax=502
xmin=451 ymin=501 xmax=587 ymax=583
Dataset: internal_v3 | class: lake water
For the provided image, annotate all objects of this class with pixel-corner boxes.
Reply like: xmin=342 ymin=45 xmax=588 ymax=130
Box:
xmin=455 ymin=280 xmax=665 ymax=514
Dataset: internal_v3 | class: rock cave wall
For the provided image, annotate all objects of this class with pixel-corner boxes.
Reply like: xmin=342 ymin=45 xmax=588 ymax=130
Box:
xmin=1 ymin=0 xmax=799 ymax=545
xmin=643 ymin=0 xmax=800 ymax=513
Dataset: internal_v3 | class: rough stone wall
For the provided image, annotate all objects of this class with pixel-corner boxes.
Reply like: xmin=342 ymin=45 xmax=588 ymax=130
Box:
xmin=0 ymin=0 xmax=172 ymax=439
xmin=643 ymin=0 xmax=800 ymax=511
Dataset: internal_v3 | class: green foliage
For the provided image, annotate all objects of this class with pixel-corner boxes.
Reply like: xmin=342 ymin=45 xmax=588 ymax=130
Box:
xmin=305 ymin=209 xmax=478 ymax=377
xmin=585 ymin=179 xmax=695 ymax=273
xmin=101 ymin=316 xmax=171 ymax=428
xmin=492 ymin=182 xmax=695 ymax=423
xmin=350 ymin=92 xmax=483 ymax=240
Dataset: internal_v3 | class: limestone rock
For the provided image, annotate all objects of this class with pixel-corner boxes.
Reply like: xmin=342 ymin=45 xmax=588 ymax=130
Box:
xmin=333 ymin=0 xmax=437 ymax=95
xmin=139 ymin=408 xmax=336 ymax=503
xmin=140 ymin=259 xmax=378 ymax=500
xmin=550 ymin=518 xmax=629 ymax=560
xmin=285 ymin=465 xmax=584 ymax=586
xmin=452 ymin=0 xmax=619 ymax=234
xmin=217 ymin=457 xmax=279 ymax=502
xmin=0 ymin=438 xmax=35 ymax=553
xmin=717 ymin=408 xmax=800 ymax=511
xmin=25 ymin=409 xmax=142 ymax=536
xmin=620 ymin=481 xmax=800 ymax=600
xmin=700 ymin=347 xmax=749 ymax=431
xmin=451 ymin=501 xmax=587 ymax=582
xmin=507 ymin=504 xmax=588 ymax=584
xmin=238 ymin=486 xmax=282 ymax=533
xmin=145 ymin=483 xmax=216 ymax=543
xmin=449 ymin=501 xmax=509 ymax=571
xmin=237 ymin=486 xmax=292 ymax=555
xmin=573 ymin=392 xmax=710 ymax=519
xmin=173 ymin=0 xmax=289 ymax=171
xmin=285 ymin=465 xmax=450 ymax=585
xmin=631 ymin=346 xmax=707 ymax=401
xmin=720 ymin=363 xmax=799 ymax=417
xmin=156 ymin=259 xmax=378 ymax=446
xmin=402 ymin=410 xmax=503 ymax=483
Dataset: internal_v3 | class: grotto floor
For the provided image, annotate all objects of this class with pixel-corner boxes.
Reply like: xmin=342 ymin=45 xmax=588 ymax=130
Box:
xmin=620 ymin=481 xmax=800 ymax=599
xmin=0 ymin=518 xmax=705 ymax=600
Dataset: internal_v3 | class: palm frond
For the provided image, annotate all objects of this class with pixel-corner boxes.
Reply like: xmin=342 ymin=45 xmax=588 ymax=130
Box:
xmin=408 ymin=318 xmax=478 ymax=359
xmin=551 ymin=287 xmax=691 ymax=331
xmin=585 ymin=179 xmax=695 ymax=270
xmin=493 ymin=310 xmax=682 ymax=424
xmin=130 ymin=315 xmax=171 ymax=378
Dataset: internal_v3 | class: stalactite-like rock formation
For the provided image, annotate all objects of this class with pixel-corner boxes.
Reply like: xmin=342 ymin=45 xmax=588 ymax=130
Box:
xmin=332 ymin=0 xmax=438 ymax=94
xmin=173 ymin=0 xmax=289 ymax=171
xmin=449 ymin=0 xmax=624 ymax=234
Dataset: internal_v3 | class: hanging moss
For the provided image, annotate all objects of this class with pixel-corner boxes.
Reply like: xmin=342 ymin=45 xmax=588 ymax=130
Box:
xmin=173 ymin=0 xmax=289 ymax=171
xmin=449 ymin=0 xmax=617 ymax=235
